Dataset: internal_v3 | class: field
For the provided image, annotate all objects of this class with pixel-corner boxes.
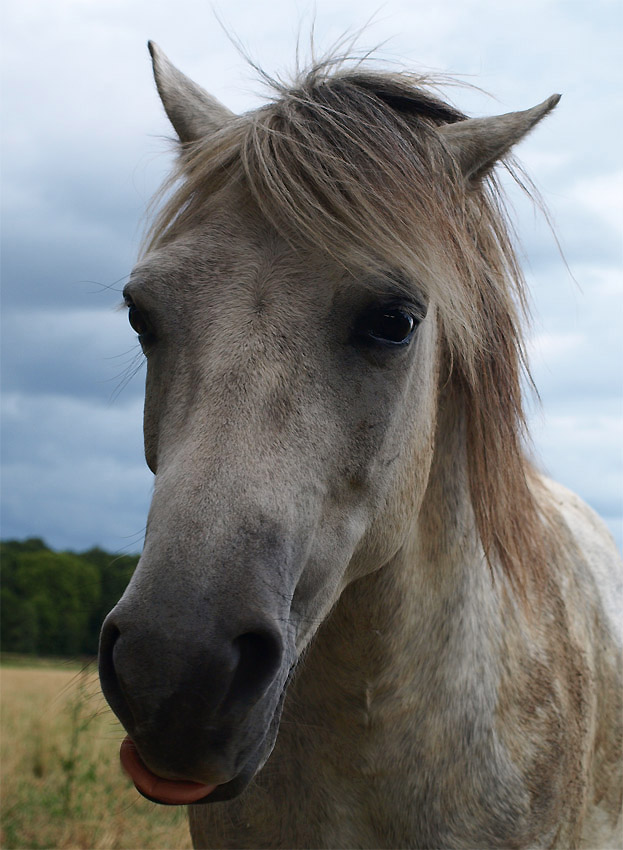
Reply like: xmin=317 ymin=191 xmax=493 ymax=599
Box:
xmin=1 ymin=662 xmax=192 ymax=849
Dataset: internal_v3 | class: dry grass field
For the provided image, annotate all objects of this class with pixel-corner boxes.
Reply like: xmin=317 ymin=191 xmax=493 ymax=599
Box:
xmin=1 ymin=662 xmax=192 ymax=849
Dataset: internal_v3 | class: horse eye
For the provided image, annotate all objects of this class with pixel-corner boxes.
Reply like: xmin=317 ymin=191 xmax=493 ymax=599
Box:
xmin=357 ymin=305 xmax=418 ymax=347
xmin=127 ymin=302 xmax=150 ymax=338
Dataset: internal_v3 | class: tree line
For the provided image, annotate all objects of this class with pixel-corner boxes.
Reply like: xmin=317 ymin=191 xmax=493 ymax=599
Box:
xmin=1 ymin=538 xmax=139 ymax=657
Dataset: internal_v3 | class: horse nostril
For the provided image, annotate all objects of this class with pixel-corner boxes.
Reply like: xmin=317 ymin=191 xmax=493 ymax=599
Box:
xmin=227 ymin=629 xmax=284 ymax=708
xmin=98 ymin=618 xmax=136 ymax=731
xmin=99 ymin=612 xmax=286 ymax=733
xmin=99 ymin=619 xmax=120 ymax=690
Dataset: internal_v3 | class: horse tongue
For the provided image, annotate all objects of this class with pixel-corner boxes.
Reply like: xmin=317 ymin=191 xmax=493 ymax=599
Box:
xmin=120 ymin=736 xmax=217 ymax=805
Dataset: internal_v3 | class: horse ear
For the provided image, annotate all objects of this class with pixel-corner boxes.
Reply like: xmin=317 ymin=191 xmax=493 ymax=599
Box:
xmin=148 ymin=41 xmax=234 ymax=143
xmin=438 ymin=95 xmax=561 ymax=182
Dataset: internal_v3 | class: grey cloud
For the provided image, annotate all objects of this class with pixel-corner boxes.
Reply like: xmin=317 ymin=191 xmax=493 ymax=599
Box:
xmin=2 ymin=308 xmax=145 ymax=402
xmin=1 ymin=392 xmax=152 ymax=551
xmin=1 ymin=0 xmax=621 ymax=554
xmin=530 ymin=412 xmax=622 ymax=550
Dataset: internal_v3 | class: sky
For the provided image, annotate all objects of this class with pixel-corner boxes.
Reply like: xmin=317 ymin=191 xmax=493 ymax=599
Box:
xmin=1 ymin=0 xmax=621 ymax=555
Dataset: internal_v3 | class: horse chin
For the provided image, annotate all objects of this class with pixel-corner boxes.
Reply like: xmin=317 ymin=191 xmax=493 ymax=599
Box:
xmin=207 ymin=677 xmax=288 ymax=802
xmin=180 ymin=704 xmax=283 ymax=805
xmin=190 ymin=772 xmax=253 ymax=804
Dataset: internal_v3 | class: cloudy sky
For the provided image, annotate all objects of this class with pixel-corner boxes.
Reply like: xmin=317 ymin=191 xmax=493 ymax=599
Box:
xmin=2 ymin=0 xmax=621 ymax=554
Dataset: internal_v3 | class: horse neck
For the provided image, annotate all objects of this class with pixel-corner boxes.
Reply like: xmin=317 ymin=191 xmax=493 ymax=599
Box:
xmin=289 ymin=389 xmax=503 ymax=738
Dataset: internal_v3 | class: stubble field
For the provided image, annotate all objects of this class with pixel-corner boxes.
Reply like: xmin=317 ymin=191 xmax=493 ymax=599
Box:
xmin=1 ymin=662 xmax=192 ymax=849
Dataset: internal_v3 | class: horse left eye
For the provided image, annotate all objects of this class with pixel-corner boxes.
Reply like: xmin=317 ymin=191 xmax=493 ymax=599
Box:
xmin=127 ymin=302 xmax=149 ymax=338
xmin=357 ymin=306 xmax=418 ymax=346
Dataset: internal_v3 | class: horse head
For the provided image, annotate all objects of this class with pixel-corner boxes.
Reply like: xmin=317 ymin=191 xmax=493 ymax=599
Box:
xmin=99 ymin=42 xmax=559 ymax=805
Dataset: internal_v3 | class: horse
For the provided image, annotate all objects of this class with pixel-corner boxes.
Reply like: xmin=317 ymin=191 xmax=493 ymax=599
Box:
xmin=98 ymin=41 xmax=623 ymax=849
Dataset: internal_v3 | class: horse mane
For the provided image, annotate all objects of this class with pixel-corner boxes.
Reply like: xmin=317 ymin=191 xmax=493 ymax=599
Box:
xmin=144 ymin=60 xmax=550 ymax=591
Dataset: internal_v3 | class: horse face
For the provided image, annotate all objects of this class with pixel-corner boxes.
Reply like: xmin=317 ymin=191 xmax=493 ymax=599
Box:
xmin=99 ymin=188 xmax=439 ymax=800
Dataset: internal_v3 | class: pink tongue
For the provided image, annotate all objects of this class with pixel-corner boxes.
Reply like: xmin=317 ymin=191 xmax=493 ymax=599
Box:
xmin=120 ymin=736 xmax=217 ymax=805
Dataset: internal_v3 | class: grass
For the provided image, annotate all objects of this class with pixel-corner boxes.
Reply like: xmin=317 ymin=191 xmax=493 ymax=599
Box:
xmin=1 ymin=663 xmax=192 ymax=849
xmin=0 ymin=653 xmax=91 ymax=670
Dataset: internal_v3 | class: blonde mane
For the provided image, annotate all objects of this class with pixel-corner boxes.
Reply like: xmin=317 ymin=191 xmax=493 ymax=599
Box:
xmin=144 ymin=62 xmax=549 ymax=589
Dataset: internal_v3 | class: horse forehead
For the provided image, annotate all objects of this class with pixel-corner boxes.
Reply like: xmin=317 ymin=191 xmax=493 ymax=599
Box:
xmin=138 ymin=212 xmax=338 ymax=315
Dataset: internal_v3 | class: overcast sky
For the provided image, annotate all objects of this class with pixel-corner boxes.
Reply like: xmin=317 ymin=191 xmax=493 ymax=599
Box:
xmin=1 ymin=0 xmax=621 ymax=554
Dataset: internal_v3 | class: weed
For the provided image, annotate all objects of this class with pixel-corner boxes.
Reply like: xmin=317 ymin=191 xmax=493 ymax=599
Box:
xmin=59 ymin=667 xmax=93 ymax=815
xmin=1 ymin=664 xmax=191 ymax=849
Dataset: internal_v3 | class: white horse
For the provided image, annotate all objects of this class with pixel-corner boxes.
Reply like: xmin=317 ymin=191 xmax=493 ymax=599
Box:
xmin=99 ymin=42 xmax=622 ymax=849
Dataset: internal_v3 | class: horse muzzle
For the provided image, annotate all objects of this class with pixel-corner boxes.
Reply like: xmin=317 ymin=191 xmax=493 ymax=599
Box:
xmin=98 ymin=593 xmax=293 ymax=804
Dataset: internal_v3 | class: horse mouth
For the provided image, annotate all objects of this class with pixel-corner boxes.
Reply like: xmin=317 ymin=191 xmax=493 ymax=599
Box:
xmin=120 ymin=668 xmax=294 ymax=806
xmin=120 ymin=735 xmax=259 ymax=805
xmin=120 ymin=737 xmax=218 ymax=804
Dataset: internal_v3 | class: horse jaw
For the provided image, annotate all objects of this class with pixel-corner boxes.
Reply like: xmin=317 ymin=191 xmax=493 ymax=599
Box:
xmin=148 ymin=41 xmax=234 ymax=143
